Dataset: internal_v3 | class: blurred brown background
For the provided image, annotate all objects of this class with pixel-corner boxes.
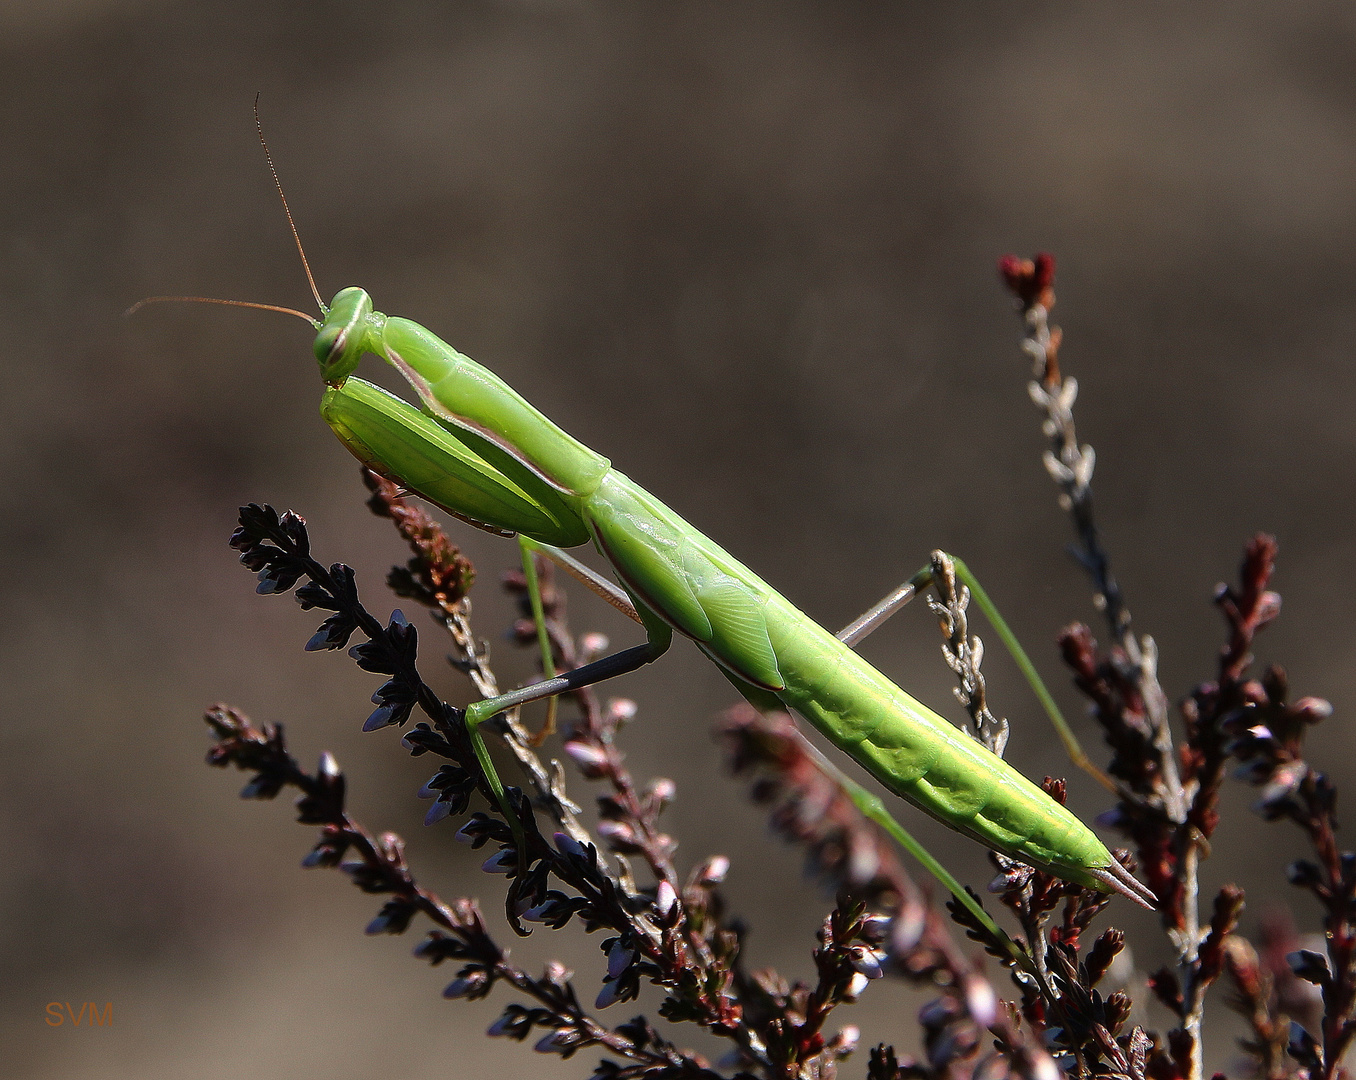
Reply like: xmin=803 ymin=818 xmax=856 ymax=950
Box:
xmin=4 ymin=2 xmax=1356 ymax=1076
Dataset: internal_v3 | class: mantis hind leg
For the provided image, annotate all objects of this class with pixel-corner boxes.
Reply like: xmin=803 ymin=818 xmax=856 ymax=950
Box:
xmin=934 ymin=553 xmax=1114 ymax=793
xmin=834 ymin=570 xmax=928 ymax=646
xmin=842 ymin=551 xmax=1113 ymax=794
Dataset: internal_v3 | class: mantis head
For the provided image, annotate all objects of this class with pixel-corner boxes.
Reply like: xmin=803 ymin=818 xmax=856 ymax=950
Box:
xmin=314 ymin=286 xmax=382 ymax=386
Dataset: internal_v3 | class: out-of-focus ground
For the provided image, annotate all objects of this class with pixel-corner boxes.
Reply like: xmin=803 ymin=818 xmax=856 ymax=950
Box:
xmin=4 ymin=3 xmax=1356 ymax=1077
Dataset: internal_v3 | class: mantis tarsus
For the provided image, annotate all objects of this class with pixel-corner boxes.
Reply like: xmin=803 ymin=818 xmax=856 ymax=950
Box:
xmin=134 ymin=125 xmax=1155 ymax=926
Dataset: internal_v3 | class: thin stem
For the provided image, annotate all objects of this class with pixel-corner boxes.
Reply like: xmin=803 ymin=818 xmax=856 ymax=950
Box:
xmin=1022 ymin=302 xmax=1183 ymax=820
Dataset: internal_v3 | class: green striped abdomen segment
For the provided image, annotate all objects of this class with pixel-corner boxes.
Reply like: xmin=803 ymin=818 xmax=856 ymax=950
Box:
xmin=760 ymin=600 xmax=1114 ymax=889
xmin=580 ymin=470 xmax=1115 ymax=887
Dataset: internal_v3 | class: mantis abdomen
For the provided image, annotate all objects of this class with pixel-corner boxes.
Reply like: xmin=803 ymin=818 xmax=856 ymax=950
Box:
xmin=581 ymin=469 xmax=1119 ymax=894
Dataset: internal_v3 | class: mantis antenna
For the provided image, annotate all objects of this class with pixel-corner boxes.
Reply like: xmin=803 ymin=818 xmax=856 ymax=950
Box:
xmin=124 ymin=295 xmax=318 ymax=322
xmin=254 ymin=94 xmax=324 ymax=314
xmin=126 ymin=98 xmax=324 ymax=328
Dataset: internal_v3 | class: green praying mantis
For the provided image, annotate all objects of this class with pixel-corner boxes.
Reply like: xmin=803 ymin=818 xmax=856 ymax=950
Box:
xmin=135 ymin=124 xmax=1155 ymax=925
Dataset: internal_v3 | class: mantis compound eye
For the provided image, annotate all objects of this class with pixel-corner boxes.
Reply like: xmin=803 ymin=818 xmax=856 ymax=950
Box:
xmin=313 ymin=323 xmax=353 ymax=382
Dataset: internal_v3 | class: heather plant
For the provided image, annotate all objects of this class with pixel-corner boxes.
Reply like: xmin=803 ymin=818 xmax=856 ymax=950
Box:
xmin=203 ymin=256 xmax=1348 ymax=1080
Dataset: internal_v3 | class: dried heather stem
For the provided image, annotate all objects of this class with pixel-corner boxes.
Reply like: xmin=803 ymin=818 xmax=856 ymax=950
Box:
xmin=1010 ymin=272 xmax=1184 ymax=827
xmin=365 ymin=470 xmax=591 ymax=843
xmin=925 ymin=550 xmax=1008 ymax=756
xmin=1001 ymin=255 xmax=1209 ymax=1077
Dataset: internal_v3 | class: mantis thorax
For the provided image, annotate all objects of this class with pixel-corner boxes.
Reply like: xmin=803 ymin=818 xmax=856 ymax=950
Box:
xmin=315 ymin=286 xmax=611 ymax=501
